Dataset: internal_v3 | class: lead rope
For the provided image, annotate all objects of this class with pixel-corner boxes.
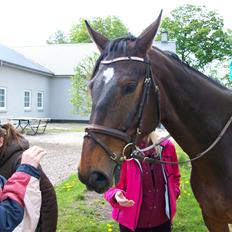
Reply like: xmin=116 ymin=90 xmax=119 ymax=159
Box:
xmin=126 ymin=115 xmax=232 ymax=165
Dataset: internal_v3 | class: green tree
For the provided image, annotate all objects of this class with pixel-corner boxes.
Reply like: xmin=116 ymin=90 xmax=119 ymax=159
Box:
xmin=227 ymin=29 xmax=232 ymax=45
xmin=69 ymin=16 xmax=128 ymax=43
xmin=70 ymin=53 xmax=98 ymax=115
xmin=204 ymin=57 xmax=232 ymax=88
xmin=47 ymin=30 xmax=68 ymax=44
xmin=158 ymin=5 xmax=231 ymax=70
xmin=53 ymin=16 xmax=127 ymax=114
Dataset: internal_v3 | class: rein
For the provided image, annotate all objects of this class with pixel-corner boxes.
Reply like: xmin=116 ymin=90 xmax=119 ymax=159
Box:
xmin=131 ymin=115 xmax=232 ymax=165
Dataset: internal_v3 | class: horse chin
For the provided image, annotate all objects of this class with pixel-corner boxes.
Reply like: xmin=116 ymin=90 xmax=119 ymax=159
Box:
xmin=94 ymin=185 xmax=109 ymax=194
xmin=86 ymin=184 xmax=109 ymax=194
xmin=88 ymin=171 xmax=111 ymax=194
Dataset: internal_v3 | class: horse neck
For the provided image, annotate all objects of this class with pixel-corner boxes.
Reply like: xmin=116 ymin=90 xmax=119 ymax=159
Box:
xmin=149 ymin=48 xmax=232 ymax=157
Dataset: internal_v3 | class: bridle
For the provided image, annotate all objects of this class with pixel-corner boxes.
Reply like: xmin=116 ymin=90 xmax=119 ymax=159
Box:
xmin=84 ymin=56 xmax=160 ymax=163
xmin=85 ymin=124 xmax=132 ymax=161
xmin=84 ymin=55 xmax=232 ymax=166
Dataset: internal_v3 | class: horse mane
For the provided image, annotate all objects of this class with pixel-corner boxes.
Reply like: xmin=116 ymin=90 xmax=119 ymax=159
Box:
xmin=91 ymin=36 xmax=228 ymax=91
xmin=160 ymin=49 xmax=228 ymax=91
xmin=91 ymin=35 xmax=137 ymax=78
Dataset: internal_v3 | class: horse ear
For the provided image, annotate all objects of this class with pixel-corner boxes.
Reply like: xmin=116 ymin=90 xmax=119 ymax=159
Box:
xmin=85 ymin=20 xmax=109 ymax=52
xmin=136 ymin=10 xmax=163 ymax=54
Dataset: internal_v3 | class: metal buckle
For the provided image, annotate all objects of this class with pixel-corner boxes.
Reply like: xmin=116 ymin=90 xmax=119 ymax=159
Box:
xmin=111 ymin=153 xmax=118 ymax=161
xmin=137 ymin=128 xmax=142 ymax=135
xmin=144 ymin=77 xmax=151 ymax=84
xmin=111 ymin=153 xmax=126 ymax=162
xmin=155 ymin=85 xmax=159 ymax=92
xmin=121 ymin=142 xmax=134 ymax=161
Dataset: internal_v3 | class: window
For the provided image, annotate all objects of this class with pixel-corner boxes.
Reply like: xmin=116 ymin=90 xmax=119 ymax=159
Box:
xmin=0 ymin=87 xmax=6 ymax=111
xmin=24 ymin=90 xmax=31 ymax=110
xmin=37 ymin=91 xmax=44 ymax=110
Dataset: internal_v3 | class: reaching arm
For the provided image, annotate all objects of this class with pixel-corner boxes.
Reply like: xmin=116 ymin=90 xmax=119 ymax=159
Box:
xmin=104 ymin=162 xmax=132 ymax=209
xmin=0 ymin=164 xmax=40 ymax=232
xmin=0 ymin=146 xmax=47 ymax=231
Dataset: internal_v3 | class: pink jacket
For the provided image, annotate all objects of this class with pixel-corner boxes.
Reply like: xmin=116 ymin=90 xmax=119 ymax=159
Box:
xmin=104 ymin=139 xmax=180 ymax=231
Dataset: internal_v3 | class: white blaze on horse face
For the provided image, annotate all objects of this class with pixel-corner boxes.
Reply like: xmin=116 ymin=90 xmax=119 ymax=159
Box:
xmin=103 ymin=68 xmax=114 ymax=84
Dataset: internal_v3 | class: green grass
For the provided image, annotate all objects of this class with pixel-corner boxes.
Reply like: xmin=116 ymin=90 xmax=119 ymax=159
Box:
xmin=21 ymin=123 xmax=86 ymax=135
xmin=173 ymin=145 xmax=206 ymax=232
xmin=173 ymin=168 xmax=206 ymax=231
xmin=46 ymin=123 xmax=87 ymax=133
xmin=45 ymin=128 xmax=84 ymax=133
xmin=56 ymin=145 xmax=207 ymax=232
xmin=56 ymin=175 xmax=117 ymax=232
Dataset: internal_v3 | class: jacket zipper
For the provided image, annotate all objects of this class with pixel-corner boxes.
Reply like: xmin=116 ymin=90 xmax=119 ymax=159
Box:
xmin=161 ymin=154 xmax=172 ymax=219
xmin=116 ymin=208 xmax=120 ymax=221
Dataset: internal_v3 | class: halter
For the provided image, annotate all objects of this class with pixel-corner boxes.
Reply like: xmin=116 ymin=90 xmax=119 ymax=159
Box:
xmin=84 ymin=56 xmax=160 ymax=163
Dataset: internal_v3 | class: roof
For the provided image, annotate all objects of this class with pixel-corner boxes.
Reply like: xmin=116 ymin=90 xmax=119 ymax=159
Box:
xmin=153 ymin=41 xmax=176 ymax=53
xmin=13 ymin=41 xmax=176 ymax=76
xmin=13 ymin=43 xmax=98 ymax=76
xmin=0 ymin=43 xmax=53 ymax=76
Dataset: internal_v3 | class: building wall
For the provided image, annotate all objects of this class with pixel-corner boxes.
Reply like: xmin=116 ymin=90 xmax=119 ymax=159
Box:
xmin=1 ymin=42 xmax=176 ymax=122
xmin=50 ymin=76 xmax=88 ymax=121
xmin=0 ymin=66 xmax=88 ymax=121
xmin=0 ymin=65 xmax=51 ymax=119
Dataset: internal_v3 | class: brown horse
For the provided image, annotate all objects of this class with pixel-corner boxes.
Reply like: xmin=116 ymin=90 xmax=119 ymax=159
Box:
xmin=78 ymin=11 xmax=232 ymax=231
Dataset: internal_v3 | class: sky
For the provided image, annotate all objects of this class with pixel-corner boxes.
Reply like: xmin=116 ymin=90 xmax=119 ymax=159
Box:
xmin=0 ymin=0 xmax=231 ymax=46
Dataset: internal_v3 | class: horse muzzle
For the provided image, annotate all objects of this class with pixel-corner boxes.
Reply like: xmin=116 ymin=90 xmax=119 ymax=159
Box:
xmin=78 ymin=170 xmax=110 ymax=194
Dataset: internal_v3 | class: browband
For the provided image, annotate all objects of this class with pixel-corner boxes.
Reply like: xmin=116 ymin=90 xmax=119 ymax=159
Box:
xmin=101 ymin=56 xmax=146 ymax=64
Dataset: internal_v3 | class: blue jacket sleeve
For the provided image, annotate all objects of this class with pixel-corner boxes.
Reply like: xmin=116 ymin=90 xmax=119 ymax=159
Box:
xmin=0 ymin=199 xmax=24 ymax=231
xmin=0 ymin=175 xmax=24 ymax=232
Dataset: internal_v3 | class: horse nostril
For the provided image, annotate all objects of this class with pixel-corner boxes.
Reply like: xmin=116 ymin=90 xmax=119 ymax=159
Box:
xmin=89 ymin=171 xmax=109 ymax=193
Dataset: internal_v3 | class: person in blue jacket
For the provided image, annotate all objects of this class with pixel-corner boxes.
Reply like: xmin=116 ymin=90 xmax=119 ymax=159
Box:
xmin=0 ymin=145 xmax=46 ymax=232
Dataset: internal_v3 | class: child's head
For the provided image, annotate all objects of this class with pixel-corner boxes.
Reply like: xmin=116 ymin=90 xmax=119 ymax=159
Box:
xmin=0 ymin=123 xmax=23 ymax=150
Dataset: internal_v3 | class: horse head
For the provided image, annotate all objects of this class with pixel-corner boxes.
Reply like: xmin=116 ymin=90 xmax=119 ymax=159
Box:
xmin=78 ymin=11 xmax=162 ymax=193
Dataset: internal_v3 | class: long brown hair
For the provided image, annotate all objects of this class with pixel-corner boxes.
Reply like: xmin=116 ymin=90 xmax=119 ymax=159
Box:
xmin=0 ymin=123 xmax=24 ymax=152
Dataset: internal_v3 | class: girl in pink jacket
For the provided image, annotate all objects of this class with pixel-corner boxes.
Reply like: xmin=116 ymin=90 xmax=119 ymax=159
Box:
xmin=104 ymin=132 xmax=180 ymax=232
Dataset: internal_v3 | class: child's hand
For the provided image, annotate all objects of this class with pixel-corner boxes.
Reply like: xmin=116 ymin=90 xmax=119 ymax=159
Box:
xmin=115 ymin=191 xmax=135 ymax=207
xmin=21 ymin=146 xmax=47 ymax=168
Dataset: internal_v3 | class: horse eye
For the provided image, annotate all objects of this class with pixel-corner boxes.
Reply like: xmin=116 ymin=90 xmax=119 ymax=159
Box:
xmin=124 ymin=83 xmax=137 ymax=95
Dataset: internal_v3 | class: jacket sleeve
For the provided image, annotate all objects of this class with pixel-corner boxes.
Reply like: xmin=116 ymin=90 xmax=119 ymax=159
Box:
xmin=0 ymin=164 xmax=40 ymax=232
xmin=104 ymin=162 xmax=127 ymax=209
xmin=15 ymin=157 xmax=58 ymax=232
xmin=36 ymin=167 xmax=58 ymax=232
xmin=168 ymin=141 xmax=181 ymax=198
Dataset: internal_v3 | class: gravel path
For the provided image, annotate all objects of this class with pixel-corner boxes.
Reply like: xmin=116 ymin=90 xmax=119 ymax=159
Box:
xmin=25 ymin=131 xmax=85 ymax=185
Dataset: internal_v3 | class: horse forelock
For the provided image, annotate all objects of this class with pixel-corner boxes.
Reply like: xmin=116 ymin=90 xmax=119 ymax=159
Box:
xmin=90 ymin=35 xmax=137 ymax=80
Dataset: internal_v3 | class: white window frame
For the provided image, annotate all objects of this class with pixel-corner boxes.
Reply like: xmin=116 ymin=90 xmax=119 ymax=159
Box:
xmin=37 ymin=91 xmax=44 ymax=111
xmin=24 ymin=90 xmax=32 ymax=111
xmin=0 ymin=87 xmax=7 ymax=112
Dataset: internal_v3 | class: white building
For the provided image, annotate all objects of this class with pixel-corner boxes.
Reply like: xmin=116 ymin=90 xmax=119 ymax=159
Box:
xmin=0 ymin=39 xmax=175 ymax=122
